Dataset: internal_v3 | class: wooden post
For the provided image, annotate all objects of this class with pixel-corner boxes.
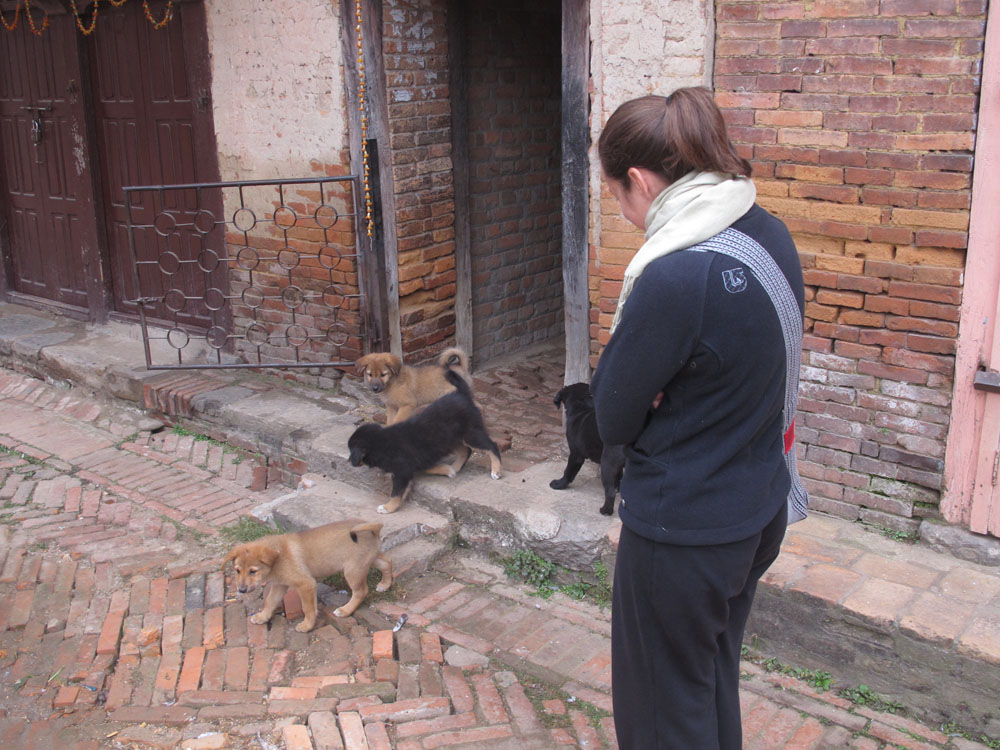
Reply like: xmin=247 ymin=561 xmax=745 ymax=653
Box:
xmin=561 ymin=0 xmax=591 ymax=384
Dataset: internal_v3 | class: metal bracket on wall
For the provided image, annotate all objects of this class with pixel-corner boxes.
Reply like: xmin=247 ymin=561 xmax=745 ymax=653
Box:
xmin=973 ymin=368 xmax=1000 ymax=393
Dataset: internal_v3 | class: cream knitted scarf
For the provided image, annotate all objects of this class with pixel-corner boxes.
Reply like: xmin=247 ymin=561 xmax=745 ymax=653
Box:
xmin=609 ymin=171 xmax=758 ymax=333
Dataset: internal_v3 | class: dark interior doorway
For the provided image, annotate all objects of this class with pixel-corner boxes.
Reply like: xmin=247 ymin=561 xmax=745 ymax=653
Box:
xmin=451 ymin=0 xmax=565 ymax=369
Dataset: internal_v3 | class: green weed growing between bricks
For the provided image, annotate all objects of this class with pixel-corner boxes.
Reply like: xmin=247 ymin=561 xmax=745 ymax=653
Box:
xmin=506 ymin=663 xmax=611 ymax=732
xmin=500 ymin=549 xmax=613 ymax=608
xmin=740 ymin=642 xmax=1000 ymax=748
xmin=170 ymin=420 xmax=246 ymax=462
xmin=218 ymin=516 xmax=283 ymax=544
xmin=939 ymin=721 xmax=1000 ymax=749
xmin=740 ymin=644 xmax=833 ymax=692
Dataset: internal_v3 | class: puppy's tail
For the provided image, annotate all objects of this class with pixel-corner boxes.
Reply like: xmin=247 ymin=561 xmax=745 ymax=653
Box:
xmin=438 ymin=347 xmax=471 ymax=380
xmin=444 ymin=367 xmax=475 ymax=403
xmin=349 ymin=521 xmax=384 ymax=543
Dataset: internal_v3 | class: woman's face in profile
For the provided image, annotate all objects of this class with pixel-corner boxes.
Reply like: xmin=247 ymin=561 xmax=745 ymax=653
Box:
xmin=604 ymin=174 xmax=650 ymax=230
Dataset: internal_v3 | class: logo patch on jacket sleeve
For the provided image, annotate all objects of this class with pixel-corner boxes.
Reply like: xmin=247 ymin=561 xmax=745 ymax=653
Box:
xmin=722 ymin=267 xmax=748 ymax=294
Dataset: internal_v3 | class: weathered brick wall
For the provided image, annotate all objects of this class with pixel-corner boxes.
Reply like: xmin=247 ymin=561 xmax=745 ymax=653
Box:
xmin=383 ymin=0 xmax=458 ymax=363
xmin=465 ymin=0 xmax=563 ymax=366
xmin=224 ymin=176 xmax=364 ymax=383
xmin=206 ymin=0 xmax=361 ymax=387
xmin=710 ymin=0 xmax=987 ymax=531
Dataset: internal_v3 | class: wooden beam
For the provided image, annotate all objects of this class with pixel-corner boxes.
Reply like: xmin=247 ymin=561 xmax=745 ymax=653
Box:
xmin=339 ymin=0 xmax=398 ymax=354
xmin=448 ymin=0 xmax=474 ymax=362
xmin=561 ymin=0 xmax=591 ymax=384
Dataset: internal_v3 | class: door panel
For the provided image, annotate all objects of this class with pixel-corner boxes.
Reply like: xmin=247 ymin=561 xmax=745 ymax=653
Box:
xmin=0 ymin=15 xmax=96 ymax=308
xmin=970 ymin=287 xmax=1000 ymax=536
xmin=90 ymin=0 xmax=222 ymax=328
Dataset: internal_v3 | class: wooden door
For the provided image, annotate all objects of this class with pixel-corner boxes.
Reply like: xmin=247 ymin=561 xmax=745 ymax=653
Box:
xmin=0 ymin=14 xmax=100 ymax=310
xmin=942 ymin=6 xmax=999 ymax=538
xmin=89 ymin=0 xmax=222 ymax=328
xmin=970 ymin=320 xmax=1000 ymax=536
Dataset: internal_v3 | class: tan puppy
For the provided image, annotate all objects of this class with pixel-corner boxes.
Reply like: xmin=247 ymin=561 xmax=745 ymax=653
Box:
xmin=355 ymin=347 xmax=472 ymax=425
xmin=222 ymin=519 xmax=392 ymax=632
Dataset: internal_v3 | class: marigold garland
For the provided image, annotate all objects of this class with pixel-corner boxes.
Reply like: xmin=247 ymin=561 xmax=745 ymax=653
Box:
xmin=356 ymin=0 xmax=373 ymax=238
xmin=1 ymin=0 xmax=174 ymax=36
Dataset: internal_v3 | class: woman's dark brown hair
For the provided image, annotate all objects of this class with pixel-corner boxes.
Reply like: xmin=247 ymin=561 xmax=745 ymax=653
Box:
xmin=598 ymin=87 xmax=751 ymax=188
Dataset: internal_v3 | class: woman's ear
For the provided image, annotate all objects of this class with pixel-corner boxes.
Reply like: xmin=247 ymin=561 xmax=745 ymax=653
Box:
xmin=627 ymin=166 xmax=661 ymax=200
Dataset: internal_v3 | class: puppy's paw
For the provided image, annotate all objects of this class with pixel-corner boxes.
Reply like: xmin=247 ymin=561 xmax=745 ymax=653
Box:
xmin=600 ymin=505 xmax=614 ymax=516
xmin=376 ymin=581 xmax=391 ymax=592
xmin=295 ymin=620 xmax=315 ymax=633
xmin=333 ymin=606 xmax=349 ymax=618
xmin=447 ymin=467 xmax=457 ymax=478
xmin=550 ymin=479 xmax=568 ymax=490
xmin=250 ymin=612 xmax=270 ymax=625
xmin=491 ymin=471 xmax=501 ymax=480
xmin=377 ymin=504 xmax=388 ymax=514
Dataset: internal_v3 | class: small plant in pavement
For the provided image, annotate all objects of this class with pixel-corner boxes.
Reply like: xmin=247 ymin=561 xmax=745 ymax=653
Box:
xmin=839 ymin=683 xmax=904 ymax=714
xmin=219 ymin=516 xmax=281 ymax=544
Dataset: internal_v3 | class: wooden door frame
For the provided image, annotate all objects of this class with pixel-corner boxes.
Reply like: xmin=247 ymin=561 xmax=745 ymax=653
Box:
xmin=941 ymin=4 xmax=1000 ymax=529
xmin=561 ymin=0 xmax=590 ymax=384
xmin=340 ymin=0 xmax=396 ymax=356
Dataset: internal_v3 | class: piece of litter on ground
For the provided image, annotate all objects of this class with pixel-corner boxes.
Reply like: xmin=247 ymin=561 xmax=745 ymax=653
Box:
xmin=393 ymin=614 xmax=408 ymax=632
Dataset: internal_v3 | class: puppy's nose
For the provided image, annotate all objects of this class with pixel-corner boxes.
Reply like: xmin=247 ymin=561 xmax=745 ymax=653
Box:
xmin=238 ymin=586 xmax=247 ymax=594
xmin=370 ymin=382 xmax=383 ymax=392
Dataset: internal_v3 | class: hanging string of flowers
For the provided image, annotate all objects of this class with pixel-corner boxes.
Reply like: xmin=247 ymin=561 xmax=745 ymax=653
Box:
xmin=1 ymin=0 xmax=174 ymax=36
xmin=0 ymin=0 xmax=48 ymax=35
xmin=355 ymin=0 xmax=374 ymax=238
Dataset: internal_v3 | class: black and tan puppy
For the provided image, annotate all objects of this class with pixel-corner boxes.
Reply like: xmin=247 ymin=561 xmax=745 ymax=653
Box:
xmin=355 ymin=347 xmax=472 ymax=425
xmin=348 ymin=369 xmax=502 ymax=514
xmin=551 ymin=382 xmax=626 ymax=516
xmin=222 ymin=519 xmax=392 ymax=632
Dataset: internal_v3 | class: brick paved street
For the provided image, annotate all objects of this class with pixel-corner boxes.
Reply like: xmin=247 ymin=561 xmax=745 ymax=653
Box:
xmin=0 ymin=367 xmax=991 ymax=749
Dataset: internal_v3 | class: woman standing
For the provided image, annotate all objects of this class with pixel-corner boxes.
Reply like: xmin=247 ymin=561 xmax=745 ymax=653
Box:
xmin=591 ymin=87 xmax=807 ymax=749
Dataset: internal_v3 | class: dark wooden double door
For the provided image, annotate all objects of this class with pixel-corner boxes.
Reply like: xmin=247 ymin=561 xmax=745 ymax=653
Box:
xmin=0 ymin=0 xmax=218 ymax=325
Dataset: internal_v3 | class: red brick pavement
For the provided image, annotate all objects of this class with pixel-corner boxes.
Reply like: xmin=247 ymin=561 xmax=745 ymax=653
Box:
xmin=0 ymin=369 xmax=986 ymax=749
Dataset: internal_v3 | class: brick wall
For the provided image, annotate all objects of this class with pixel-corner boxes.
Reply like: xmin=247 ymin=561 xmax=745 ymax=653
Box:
xmin=591 ymin=0 xmax=987 ymax=531
xmin=225 ymin=166 xmax=364 ymax=387
xmin=710 ymin=0 xmax=987 ymax=531
xmin=383 ymin=0 xmax=458 ymax=363
xmin=465 ymin=0 xmax=563 ymax=366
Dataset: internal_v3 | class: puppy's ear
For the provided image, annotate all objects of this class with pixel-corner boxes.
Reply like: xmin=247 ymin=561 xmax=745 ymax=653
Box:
xmin=355 ymin=354 xmax=372 ymax=374
xmin=553 ymin=387 xmax=567 ymax=408
xmin=386 ymin=355 xmax=402 ymax=377
xmin=349 ymin=444 xmax=366 ymax=466
xmin=222 ymin=548 xmax=240 ymax=570
xmin=258 ymin=546 xmax=280 ymax=567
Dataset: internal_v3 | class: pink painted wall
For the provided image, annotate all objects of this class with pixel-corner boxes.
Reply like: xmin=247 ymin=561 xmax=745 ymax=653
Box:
xmin=942 ymin=5 xmax=1000 ymax=527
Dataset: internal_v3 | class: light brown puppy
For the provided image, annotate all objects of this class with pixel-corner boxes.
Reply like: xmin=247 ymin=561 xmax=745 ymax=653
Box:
xmin=355 ymin=347 xmax=472 ymax=425
xmin=222 ymin=519 xmax=392 ymax=632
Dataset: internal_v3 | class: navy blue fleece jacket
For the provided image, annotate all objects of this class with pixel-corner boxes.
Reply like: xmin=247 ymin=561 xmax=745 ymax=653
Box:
xmin=591 ymin=204 xmax=805 ymax=546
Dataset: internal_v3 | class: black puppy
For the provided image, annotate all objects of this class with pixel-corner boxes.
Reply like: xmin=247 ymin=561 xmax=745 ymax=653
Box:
xmin=550 ymin=382 xmax=625 ymax=516
xmin=348 ymin=369 xmax=502 ymax=514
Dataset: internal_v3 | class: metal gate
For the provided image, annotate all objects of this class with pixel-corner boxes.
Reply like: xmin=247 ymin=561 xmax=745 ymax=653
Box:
xmin=123 ymin=175 xmax=370 ymax=370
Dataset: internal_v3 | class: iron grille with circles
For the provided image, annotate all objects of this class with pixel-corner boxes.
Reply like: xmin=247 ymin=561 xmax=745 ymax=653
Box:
xmin=123 ymin=176 xmax=368 ymax=370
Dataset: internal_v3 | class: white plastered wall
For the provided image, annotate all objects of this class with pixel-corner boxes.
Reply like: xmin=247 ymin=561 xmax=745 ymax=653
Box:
xmin=204 ymin=0 xmax=348 ymax=179
xmin=587 ymin=0 xmax=716 ymax=245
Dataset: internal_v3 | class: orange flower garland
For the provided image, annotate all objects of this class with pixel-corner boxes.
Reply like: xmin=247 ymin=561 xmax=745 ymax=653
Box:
xmin=2 ymin=0 xmax=173 ymax=36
